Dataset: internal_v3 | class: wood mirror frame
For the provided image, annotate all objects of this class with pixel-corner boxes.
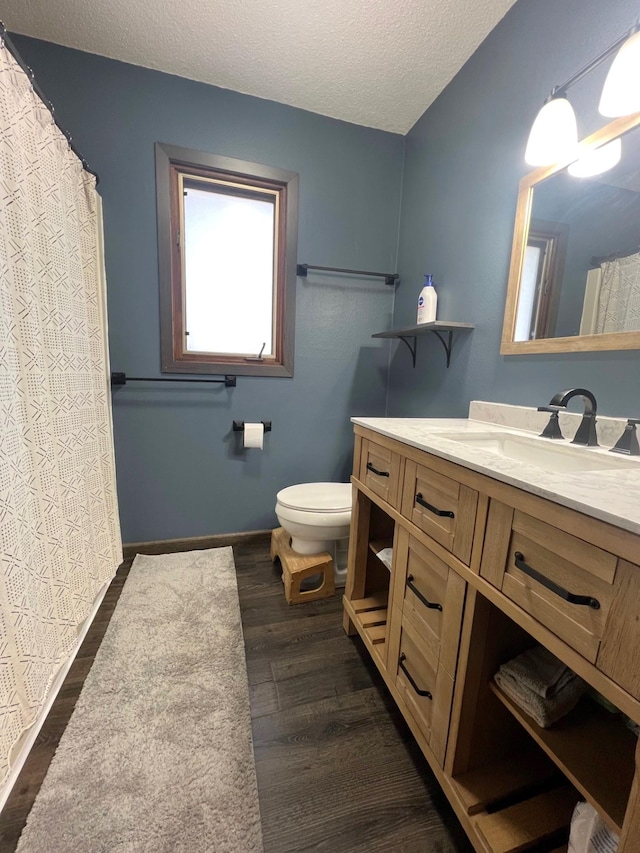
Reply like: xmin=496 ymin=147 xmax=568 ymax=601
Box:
xmin=501 ymin=111 xmax=640 ymax=355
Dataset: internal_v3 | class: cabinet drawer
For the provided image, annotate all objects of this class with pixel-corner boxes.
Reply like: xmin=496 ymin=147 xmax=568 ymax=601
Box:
xmin=480 ymin=503 xmax=616 ymax=663
xmin=359 ymin=438 xmax=401 ymax=508
xmin=392 ymin=612 xmax=455 ymax=766
xmin=401 ymin=459 xmax=478 ymax=564
xmin=393 ymin=528 xmax=466 ymax=678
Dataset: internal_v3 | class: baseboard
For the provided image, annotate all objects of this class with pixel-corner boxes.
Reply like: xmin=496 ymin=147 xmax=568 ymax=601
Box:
xmin=122 ymin=529 xmax=273 ymax=559
xmin=0 ymin=577 xmax=111 ymax=815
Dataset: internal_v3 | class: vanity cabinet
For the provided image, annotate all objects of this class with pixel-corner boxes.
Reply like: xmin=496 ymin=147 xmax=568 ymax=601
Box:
xmin=344 ymin=424 xmax=640 ymax=853
xmin=401 ymin=458 xmax=478 ymax=564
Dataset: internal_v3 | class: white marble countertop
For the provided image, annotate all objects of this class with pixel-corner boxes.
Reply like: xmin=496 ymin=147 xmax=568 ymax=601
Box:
xmin=352 ymin=403 xmax=640 ymax=536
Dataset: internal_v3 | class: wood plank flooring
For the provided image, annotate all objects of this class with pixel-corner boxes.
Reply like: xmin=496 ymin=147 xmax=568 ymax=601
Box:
xmin=0 ymin=535 xmax=471 ymax=852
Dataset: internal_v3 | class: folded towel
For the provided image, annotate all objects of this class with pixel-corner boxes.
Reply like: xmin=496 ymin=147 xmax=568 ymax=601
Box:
xmin=499 ymin=645 xmax=575 ymax=699
xmin=494 ymin=667 xmax=586 ymax=728
xmin=376 ymin=548 xmax=393 ymax=570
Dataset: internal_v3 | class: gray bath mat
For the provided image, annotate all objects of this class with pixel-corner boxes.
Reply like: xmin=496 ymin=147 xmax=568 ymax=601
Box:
xmin=17 ymin=548 xmax=263 ymax=853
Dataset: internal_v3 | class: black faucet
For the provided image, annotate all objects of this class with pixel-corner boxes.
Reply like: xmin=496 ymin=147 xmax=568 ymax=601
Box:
xmin=548 ymin=388 xmax=598 ymax=447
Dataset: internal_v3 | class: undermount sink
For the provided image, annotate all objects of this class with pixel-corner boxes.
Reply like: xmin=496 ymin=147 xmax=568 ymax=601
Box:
xmin=438 ymin=431 xmax=638 ymax=474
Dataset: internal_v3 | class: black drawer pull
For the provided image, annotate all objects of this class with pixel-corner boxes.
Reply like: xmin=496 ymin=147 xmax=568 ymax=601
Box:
xmin=415 ymin=492 xmax=455 ymax=518
xmin=366 ymin=462 xmax=390 ymax=478
xmin=407 ymin=575 xmax=442 ymax=611
xmin=513 ymin=552 xmax=600 ymax=610
xmin=399 ymin=654 xmax=432 ymax=699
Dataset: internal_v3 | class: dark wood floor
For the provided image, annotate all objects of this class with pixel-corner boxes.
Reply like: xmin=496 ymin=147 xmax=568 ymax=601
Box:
xmin=0 ymin=535 xmax=471 ymax=852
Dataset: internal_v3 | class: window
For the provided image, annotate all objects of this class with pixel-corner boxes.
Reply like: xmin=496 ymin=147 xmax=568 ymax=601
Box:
xmin=156 ymin=143 xmax=299 ymax=376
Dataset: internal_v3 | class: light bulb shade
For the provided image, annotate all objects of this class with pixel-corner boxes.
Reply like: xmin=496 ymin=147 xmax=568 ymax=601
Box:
xmin=525 ymin=95 xmax=579 ymax=166
xmin=599 ymin=30 xmax=640 ymax=117
xmin=567 ymin=138 xmax=622 ymax=177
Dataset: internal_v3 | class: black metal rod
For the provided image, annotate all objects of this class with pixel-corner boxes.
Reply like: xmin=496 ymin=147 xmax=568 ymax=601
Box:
xmin=514 ymin=552 xmax=600 ymax=609
xmin=297 ymin=263 xmax=399 ymax=286
xmin=399 ymin=654 xmax=432 ymax=699
xmin=591 ymin=245 xmax=640 ymax=266
xmin=366 ymin=462 xmax=390 ymax=478
xmin=415 ymin=493 xmax=455 ymax=519
xmin=407 ymin=575 xmax=443 ymax=611
xmin=555 ymin=25 xmax=638 ymax=95
xmin=232 ymin=420 xmax=271 ymax=432
xmin=0 ymin=22 xmax=99 ymax=184
xmin=111 ymin=372 xmax=236 ymax=387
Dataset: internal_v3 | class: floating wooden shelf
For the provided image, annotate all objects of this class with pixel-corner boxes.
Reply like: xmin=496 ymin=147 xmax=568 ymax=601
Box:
xmin=490 ymin=681 xmax=636 ymax=833
xmin=372 ymin=321 xmax=474 ymax=368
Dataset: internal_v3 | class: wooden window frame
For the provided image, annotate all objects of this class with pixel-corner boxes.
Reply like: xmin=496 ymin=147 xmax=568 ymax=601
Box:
xmin=155 ymin=142 xmax=298 ymax=377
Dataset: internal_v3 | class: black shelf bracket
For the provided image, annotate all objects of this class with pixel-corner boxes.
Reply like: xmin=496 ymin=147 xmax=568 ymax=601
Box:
xmin=297 ymin=263 xmax=399 ymax=287
xmin=397 ymin=335 xmax=418 ymax=367
xmin=111 ymin=372 xmax=236 ymax=387
xmin=432 ymin=330 xmax=454 ymax=368
xmin=395 ymin=330 xmax=454 ymax=368
xmin=371 ymin=322 xmax=474 ymax=369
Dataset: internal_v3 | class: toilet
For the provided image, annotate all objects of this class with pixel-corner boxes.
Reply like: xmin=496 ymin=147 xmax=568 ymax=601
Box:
xmin=275 ymin=482 xmax=352 ymax=587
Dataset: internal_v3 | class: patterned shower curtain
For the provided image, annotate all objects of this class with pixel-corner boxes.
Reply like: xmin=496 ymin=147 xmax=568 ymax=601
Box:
xmin=0 ymin=40 xmax=121 ymax=786
xmin=596 ymin=252 xmax=640 ymax=334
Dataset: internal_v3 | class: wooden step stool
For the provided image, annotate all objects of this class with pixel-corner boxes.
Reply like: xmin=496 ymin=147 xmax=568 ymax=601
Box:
xmin=270 ymin=527 xmax=336 ymax=604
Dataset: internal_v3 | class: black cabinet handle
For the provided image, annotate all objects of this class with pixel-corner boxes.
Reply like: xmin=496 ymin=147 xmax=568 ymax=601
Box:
xmin=407 ymin=575 xmax=442 ymax=611
xmin=399 ymin=654 xmax=432 ymax=699
xmin=366 ymin=462 xmax=390 ymax=478
xmin=513 ymin=552 xmax=600 ymax=610
xmin=415 ymin=492 xmax=455 ymax=518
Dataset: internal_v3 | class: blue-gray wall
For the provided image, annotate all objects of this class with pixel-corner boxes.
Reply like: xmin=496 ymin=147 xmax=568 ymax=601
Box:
xmin=15 ymin=0 xmax=640 ymax=542
xmin=388 ymin=0 xmax=640 ymax=418
xmin=13 ymin=37 xmax=404 ymax=542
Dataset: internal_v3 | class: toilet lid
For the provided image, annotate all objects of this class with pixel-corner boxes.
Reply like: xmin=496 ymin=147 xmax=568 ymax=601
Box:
xmin=277 ymin=482 xmax=352 ymax=513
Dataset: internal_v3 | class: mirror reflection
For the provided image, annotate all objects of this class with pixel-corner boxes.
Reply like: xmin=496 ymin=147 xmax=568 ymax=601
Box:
xmin=514 ymin=122 xmax=640 ymax=341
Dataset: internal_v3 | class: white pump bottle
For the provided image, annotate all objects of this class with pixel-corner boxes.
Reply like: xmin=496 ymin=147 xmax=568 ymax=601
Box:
xmin=417 ymin=274 xmax=437 ymax=324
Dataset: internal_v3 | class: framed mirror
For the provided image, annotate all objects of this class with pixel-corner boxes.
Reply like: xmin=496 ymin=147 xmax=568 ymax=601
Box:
xmin=501 ymin=112 xmax=640 ymax=354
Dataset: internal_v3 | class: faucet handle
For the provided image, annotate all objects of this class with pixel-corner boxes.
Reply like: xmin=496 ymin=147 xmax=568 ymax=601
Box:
xmin=610 ymin=419 xmax=640 ymax=456
xmin=537 ymin=406 xmax=564 ymax=440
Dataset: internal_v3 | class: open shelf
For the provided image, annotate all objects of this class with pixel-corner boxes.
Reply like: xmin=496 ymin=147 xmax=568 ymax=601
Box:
xmin=453 ymin=749 xmax=561 ymax=817
xmin=347 ymin=594 xmax=388 ymax=652
xmin=453 ymin=747 xmax=576 ymax=852
xmin=368 ymin=539 xmax=393 ymax=571
xmin=473 ymin=785 xmax=577 ymax=853
xmin=372 ymin=321 xmax=474 ymax=367
xmin=490 ymin=681 xmax=636 ymax=833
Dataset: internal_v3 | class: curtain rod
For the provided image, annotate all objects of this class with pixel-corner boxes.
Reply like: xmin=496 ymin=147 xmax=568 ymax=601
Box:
xmin=591 ymin=245 xmax=640 ymax=267
xmin=0 ymin=22 xmax=100 ymax=185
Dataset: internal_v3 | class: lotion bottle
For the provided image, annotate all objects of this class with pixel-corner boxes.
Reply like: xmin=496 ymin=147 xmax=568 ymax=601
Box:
xmin=417 ymin=274 xmax=437 ymax=324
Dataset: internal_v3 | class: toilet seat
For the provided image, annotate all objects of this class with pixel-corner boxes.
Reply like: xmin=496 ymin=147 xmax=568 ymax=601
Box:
xmin=276 ymin=482 xmax=351 ymax=513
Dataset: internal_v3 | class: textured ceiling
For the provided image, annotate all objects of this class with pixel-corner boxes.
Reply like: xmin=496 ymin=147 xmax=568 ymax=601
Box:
xmin=3 ymin=0 xmax=517 ymax=133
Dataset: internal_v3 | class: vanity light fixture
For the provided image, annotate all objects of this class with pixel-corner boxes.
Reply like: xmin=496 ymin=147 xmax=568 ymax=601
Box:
xmin=525 ymin=22 xmax=640 ymax=168
xmin=567 ymin=137 xmax=622 ymax=178
xmin=599 ymin=27 xmax=640 ymax=117
xmin=524 ymin=91 xmax=578 ymax=166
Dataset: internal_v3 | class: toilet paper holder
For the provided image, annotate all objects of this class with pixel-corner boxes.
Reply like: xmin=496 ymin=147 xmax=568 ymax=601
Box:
xmin=233 ymin=420 xmax=272 ymax=433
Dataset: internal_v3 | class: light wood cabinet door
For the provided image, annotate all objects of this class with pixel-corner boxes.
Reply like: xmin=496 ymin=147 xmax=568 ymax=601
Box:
xmin=391 ymin=610 xmax=455 ymax=766
xmin=597 ymin=559 xmax=640 ymax=702
xmin=401 ymin=459 xmax=478 ymax=564
xmin=480 ymin=501 xmax=617 ymax=664
xmin=359 ymin=438 xmax=402 ymax=508
xmin=392 ymin=528 xmax=466 ymax=679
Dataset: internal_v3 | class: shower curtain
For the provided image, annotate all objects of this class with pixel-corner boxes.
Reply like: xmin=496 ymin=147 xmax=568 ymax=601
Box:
xmin=0 ymin=38 xmax=121 ymax=787
xmin=595 ymin=253 xmax=640 ymax=334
